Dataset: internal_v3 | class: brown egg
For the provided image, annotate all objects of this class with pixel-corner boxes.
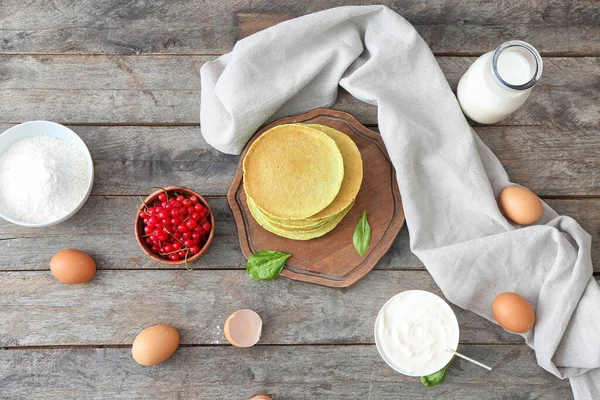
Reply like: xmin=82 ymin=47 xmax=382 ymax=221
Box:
xmin=132 ymin=324 xmax=180 ymax=366
xmin=224 ymin=309 xmax=262 ymax=348
xmin=251 ymin=396 xmax=273 ymax=400
xmin=50 ymin=249 xmax=96 ymax=284
xmin=492 ymin=292 xmax=535 ymax=333
xmin=498 ymin=186 xmax=543 ymax=225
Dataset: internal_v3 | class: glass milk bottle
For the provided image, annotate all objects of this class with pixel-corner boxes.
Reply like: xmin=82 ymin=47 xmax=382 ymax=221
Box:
xmin=457 ymin=40 xmax=543 ymax=124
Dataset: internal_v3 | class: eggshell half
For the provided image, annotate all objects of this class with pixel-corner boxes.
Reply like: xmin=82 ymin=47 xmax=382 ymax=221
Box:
xmin=492 ymin=292 xmax=535 ymax=333
xmin=498 ymin=186 xmax=543 ymax=225
xmin=50 ymin=249 xmax=96 ymax=284
xmin=132 ymin=324 xmax=180 ymax=366
xmin=251 ymin=396 xmax=273 ymax=400
xmin=224 ymin=309 xmax=262 ymax=348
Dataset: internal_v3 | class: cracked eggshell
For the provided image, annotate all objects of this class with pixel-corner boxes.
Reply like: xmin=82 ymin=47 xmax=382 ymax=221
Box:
xmin=224 ymin=309 xmax=262 ymax=348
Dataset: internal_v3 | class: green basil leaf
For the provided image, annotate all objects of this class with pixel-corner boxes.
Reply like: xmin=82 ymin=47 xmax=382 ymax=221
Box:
xmin=246 ymin=250 xmax=292 ymax=280
xmin=420 ymin=357 xmax=454 ymax=387
xmin=353 ymin=211 xmax=372 ymax=256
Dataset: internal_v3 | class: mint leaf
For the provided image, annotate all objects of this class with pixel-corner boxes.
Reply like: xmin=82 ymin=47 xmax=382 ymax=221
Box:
xmin=246 ymin=250 xmax=292 ymax=280
xmin=353 ymin=211 xmax=372 ymax=256
xmin=420 ymin=357 xmax=454 ymax=387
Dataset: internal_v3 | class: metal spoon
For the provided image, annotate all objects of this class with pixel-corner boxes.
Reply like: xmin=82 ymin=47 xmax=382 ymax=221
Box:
xmin=447 ymin=349 xmax=492 ymax=371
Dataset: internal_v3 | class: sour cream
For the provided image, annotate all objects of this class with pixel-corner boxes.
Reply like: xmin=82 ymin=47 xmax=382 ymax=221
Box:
xmin=374 ymin=290 xmax=459 ymax=376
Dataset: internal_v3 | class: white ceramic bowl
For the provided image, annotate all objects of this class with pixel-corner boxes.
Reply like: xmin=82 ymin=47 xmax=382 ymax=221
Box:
xmin=0 ymin=121 xmax=94 ymax=227
xmin=374 ymin=290 xmax=460 ymax=377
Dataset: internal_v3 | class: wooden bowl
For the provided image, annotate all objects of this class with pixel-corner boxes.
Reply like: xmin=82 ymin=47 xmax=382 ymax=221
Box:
xmin=135 ymin=186 xmax=215 ymax=266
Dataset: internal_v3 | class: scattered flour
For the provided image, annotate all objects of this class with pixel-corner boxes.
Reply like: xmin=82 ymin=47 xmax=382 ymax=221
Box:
xmin=0 ymin=135 xmax=90 ymax=224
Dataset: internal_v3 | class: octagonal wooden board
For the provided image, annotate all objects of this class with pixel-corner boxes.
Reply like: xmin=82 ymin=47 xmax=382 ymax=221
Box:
xmin=228 ymin=108 xmax=404 ymax=288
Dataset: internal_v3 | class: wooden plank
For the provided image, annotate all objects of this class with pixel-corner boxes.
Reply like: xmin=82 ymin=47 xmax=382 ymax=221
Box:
xmin=0 ymin=0 xmax=597 ymax=56
xmin=0 ymin=196 xmax=248 ymax=270
xmin=0 ymin=124 xmax=596 ymax=197
xmin=0 ymin=270 xmax=523 ymax=346
xmin=0 ymin=345 xmax=572 ymax=399
xmin=478 ymin=127 xmax=600 ymax=196
xmin=0 ymin=197 xmax=597 ymax=272
xmin=0 ymin=55 xmax=598 ymax=126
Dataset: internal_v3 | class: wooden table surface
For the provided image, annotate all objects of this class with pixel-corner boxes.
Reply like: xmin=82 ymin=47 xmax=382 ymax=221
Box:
xmin=0 ymin=1 xmax=598 ymax=399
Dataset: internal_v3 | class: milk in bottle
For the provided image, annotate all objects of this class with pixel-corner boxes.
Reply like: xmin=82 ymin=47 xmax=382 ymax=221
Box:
xmin=457 ymin=40 xmax=543 ymax=124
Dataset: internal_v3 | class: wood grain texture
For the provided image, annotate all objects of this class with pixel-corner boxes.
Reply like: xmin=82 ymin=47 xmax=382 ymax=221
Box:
xmin=0 ymin=0 xmax=597 ymax=56
xmin=0 ymin=124 xmax=595 ymax=198
xmin=229 ymin=109 xmax=404 ymax=287
xmin=0 ymin=345 xmax=572 ymax=399
xmin=0 ymin=197 xmax=597 ymax=272
xmin=0 ymin=2 xmax=594 ymax=398
xmin=0 ymin=270 xmax=523 ymax=346
xmin=0 ymin=55 xmax=598 ymax=126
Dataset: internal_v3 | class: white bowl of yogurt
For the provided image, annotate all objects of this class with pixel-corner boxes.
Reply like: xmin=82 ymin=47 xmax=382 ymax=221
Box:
xmin=374 ymin=290 xmax=460 ymax=377
xmin=0 ymin=121 xmax=94 ymax=227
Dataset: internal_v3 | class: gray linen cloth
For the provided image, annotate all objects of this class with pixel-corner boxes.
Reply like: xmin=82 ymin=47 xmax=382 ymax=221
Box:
xmin=200 ymin=5 xmax=598 ymax=399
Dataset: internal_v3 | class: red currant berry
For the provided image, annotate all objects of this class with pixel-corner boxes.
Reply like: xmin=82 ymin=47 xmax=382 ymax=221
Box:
xmin=192 ymin=232 xmax=201 ymax=241
xmin=172 ymin=242 xmax=182 ymax=251
xmin=168 ymin=254 xmax=180 ymax=262
xmin=158 ymin=193 xmax=167 ymax=202
xmin=186 ymin=219 xmax=197 ymax=230
xmin=183 ymin=239 xmax=194 ymax=248
xmin=190 ymin=246 xmax=200 ymax=255
xmin=151 ymin=245 xmax=160 ymax=253
xmin=157 ymin=211 xmax=168 ymax=220
xmin=170 ymin=217 xmax=181 ymax=226
xmin=176 ymin=195 xmax=185 ymax=202
xmin=177 ymin=250 xmax=186 ymax=258
xmin=158 ymin=231 xmax=169 ymax=241
xmin=182 ymin=199 xmax=192 ymax=207
xmin=144 ymin=225 xmax=153 ymax=234
xmin=194 ymin=204 xmax=204 ymax=212
xmin=182 ymin=232 xmax=191 ymax=240
xmin=202 ymin=221 xmax=211 ymax=231
xmin=190 ymin=196 xmax=199 ymax=204
xmin=178 ymin=224 xmax=189 ymax=233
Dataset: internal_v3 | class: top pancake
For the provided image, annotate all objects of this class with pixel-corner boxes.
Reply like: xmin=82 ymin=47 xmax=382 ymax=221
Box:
xmin=243 ymin=124 xmax=344 ymax=219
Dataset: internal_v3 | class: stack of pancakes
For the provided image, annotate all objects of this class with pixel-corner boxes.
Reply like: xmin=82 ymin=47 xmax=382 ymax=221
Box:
xmin=243 ymin=124 xmax=363 ymax=240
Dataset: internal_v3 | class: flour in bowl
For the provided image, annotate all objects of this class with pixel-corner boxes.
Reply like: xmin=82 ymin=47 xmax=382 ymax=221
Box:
xmin=0 ymin=135 xmax=90 ymax=224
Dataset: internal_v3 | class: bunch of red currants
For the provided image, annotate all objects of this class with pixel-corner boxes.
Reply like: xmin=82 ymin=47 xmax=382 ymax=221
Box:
xmin=139 ymin=192 xmax=211 ymax=262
